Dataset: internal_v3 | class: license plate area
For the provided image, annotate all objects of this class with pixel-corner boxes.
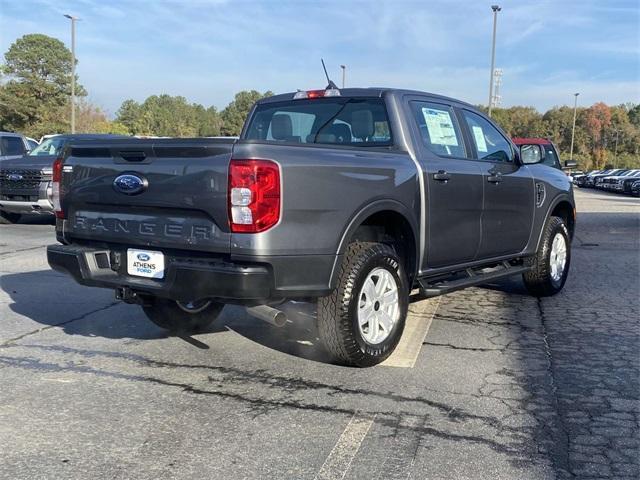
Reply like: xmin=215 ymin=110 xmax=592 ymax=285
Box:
xmin=127 ymin=249 xmax=165 ymax=279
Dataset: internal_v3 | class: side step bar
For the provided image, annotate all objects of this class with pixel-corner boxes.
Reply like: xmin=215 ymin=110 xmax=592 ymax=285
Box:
xmin=418 ymin=261 xmax=531 ymax=298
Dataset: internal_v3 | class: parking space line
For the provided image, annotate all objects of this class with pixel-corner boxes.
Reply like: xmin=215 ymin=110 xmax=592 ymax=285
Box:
xmin=381 ymin=297 xmax=440 ymax=368
xmin=315 ymin=412 xmax=376 ymax=480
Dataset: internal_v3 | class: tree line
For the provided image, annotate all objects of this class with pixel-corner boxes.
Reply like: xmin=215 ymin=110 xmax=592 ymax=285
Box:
xmin=1 ymin=33 xmax=638 ymax=170
xmin=483 ymin=103 xmax=640 ymax=169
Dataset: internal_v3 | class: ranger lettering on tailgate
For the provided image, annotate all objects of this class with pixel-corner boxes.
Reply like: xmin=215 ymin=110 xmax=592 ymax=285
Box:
xmin=73 ymin=212 xmax=213 ymax=240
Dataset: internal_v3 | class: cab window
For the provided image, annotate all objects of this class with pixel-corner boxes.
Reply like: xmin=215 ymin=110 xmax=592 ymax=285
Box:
xmin=462 ymin=110 xmax=513 ymax=162
xmin=245 ymin=98 xmax=392 ymax=146
xmin=411 ymin=101 xmax=465 ymax=158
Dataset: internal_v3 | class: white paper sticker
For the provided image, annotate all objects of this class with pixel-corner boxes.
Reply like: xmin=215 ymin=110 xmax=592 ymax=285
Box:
xmin=422 ymin=108 xmax=459 ymax=146
xmin=472 ymin=126 xmax=488 ymax=153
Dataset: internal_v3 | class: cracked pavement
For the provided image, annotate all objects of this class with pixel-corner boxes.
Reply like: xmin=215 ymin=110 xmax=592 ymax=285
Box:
xmin=0 ymin=189 xmax=638 ymax=479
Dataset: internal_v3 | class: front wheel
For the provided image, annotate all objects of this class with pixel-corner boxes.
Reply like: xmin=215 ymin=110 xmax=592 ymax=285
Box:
xmin=523 ymin=216 xmax=571 ymax=297
xmin=317 ymin=241 xmax=409 ymax=367
xmin=0 ymin=211 xmax=21 ymax=224
xmin=142 ymin=297 xmax=224 ymax=333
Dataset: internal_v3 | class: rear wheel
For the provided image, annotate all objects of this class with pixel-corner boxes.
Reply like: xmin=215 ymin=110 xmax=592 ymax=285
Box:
xmin=317 ymin=241 xmax=409 ymax=367
xmin=523 ymin=216 xmax=571 ymax=297
xmin=0 ymin=211 xmax=21 ymax=224
xmin=142 ymin=297 xmax=224 ymax=333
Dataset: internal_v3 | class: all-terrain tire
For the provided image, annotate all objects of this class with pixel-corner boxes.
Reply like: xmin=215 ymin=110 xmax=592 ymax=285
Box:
xmin=317 ymin=241 xmax=409 ymax=367
xmin=142 ymin=297 xmax=224 ymax=333
xmin=523 ymin=216 xmax=571 ymax=297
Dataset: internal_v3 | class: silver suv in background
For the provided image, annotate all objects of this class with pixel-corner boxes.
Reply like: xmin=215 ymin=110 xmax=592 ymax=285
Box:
xmin=0 ymin=134 xmax=128 ymax=224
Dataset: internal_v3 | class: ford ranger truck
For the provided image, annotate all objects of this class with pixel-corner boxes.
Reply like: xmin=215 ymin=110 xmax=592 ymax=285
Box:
xmin=47 ymin=87 xmax=575 ymax=367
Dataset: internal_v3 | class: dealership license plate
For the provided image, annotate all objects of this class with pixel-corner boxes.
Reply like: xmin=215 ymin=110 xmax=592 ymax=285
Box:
xmin=127 ymin=249 xmax=165 ymax=279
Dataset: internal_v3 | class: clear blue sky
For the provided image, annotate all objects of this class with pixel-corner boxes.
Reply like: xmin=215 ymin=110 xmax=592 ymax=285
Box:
xmin=1 ymin=0 xmax=638 ymax=116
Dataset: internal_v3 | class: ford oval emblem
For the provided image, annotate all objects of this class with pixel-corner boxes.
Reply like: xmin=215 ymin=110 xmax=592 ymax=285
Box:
xmin=8 ymin=174 xmax=23 ymax=181
xmin=113 ymin=173 xmax=147 ymax=195
xmin=137 ymin=253 xmax=150 ymax=261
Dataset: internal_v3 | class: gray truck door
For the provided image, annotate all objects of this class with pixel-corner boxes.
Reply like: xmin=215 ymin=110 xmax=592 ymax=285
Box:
xmin=408 ymin=100 xmax=483 ymax=269
xmin=460 ymin=109 xmax=534 ymax=258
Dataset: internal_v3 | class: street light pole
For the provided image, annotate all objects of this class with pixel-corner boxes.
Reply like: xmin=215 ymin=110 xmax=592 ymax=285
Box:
xmin=64 ymin=14 xmax=79 ymax=133
xmin=569 ymin=92 xmax=579 ymax=163
xmin=613 ymin=129 xmax=620 ymax=168
xmin=340 ymin=65 xmax=346 ymax=89
xmin=488 ymin=5 xmax=501 ymax=117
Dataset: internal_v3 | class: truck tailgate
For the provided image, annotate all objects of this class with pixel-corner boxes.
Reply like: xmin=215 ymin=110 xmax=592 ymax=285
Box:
xmin=61 ymin=139 xmax=233 ymax=253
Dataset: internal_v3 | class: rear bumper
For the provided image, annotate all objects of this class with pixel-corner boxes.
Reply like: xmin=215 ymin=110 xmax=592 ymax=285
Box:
xmin=47 ymin=244 xmax=336 ymax=303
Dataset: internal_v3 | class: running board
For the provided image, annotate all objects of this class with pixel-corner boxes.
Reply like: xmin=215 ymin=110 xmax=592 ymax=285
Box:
xmin=417 ymin=261 xmax=531 ymax=298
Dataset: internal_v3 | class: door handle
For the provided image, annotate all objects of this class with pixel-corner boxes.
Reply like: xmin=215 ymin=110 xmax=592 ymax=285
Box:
xmin=487 ymin=173 xmax=502 ymax=184
xmin=433 ymin=171 xmax=451 ymax=182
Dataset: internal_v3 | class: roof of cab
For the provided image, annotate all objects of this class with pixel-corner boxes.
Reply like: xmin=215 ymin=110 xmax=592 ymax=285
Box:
xmin=256 ymin=87 xmax=475 ymax=108
xmin=55 ymin=133 xmax=130 ymax=139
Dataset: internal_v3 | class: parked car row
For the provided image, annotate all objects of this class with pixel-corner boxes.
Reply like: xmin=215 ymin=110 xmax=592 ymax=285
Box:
xmin=0 ymin=133 xmax=128 ymax=224
xmin=573 ymin=168 xmax=640 ymax=196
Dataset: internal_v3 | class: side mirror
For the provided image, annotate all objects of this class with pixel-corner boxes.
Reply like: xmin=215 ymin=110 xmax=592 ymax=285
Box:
xmin=564 ymin=160 xmax=577 ymax=169
xmin=520 ymin=144 xmax=543 ymax=165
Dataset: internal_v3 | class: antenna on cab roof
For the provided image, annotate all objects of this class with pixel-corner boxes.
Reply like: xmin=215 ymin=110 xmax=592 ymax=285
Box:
xmin=321 ymin=59 xmax=339 ymax=90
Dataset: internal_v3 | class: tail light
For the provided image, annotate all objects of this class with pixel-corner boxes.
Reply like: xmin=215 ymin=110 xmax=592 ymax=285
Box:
xmin=228 ymin=159 xmax=280 ymax=233
xmin=52 ymin=157 xmax=65 ymax=219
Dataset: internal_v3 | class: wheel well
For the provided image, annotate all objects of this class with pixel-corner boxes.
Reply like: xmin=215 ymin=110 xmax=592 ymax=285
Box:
xmin=551 ymin=201 xmax=575 ymax=240
xmin=350 ymin=211 xmax=417 ymax=281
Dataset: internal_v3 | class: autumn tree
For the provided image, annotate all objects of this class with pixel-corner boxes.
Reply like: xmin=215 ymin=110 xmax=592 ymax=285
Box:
xmin=582 ymin=102 xmax=612 ymax=168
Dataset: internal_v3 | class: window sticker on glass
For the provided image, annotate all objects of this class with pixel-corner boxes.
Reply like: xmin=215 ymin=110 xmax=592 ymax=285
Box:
xmin=422 ymin=108 xmax=459 ymax=146
xmin=472 ymin=126 xmax=488 ymax=152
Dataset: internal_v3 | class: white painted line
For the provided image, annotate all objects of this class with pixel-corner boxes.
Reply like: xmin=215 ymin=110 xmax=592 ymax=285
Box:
xmin=315 ymin=412 xmax=376 ymax=480
xmin=381 ymin=297 xmax=441 ymax=368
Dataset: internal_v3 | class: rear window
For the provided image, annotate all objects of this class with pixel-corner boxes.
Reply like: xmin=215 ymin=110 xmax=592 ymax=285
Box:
xmin=244 ymin=98 xmax=393 ymax=147
xmin=30 ymin=137 xmax=67 ymax=156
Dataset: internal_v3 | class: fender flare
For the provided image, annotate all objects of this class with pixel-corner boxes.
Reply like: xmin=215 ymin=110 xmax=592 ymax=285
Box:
xmin=534 ymin=193 xmax=575 ymax=250
xmin=328 ymin=199 xmax=419 ymax=289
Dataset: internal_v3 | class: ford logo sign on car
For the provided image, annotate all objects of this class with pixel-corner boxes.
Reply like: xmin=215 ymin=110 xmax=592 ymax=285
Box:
xmin=113 ymin=174 xmax=147 ymax=195
xmin=8 ymin=174 xmax=23 ymax=181
xmin=137 ymin=253 xmax=151 ymax=262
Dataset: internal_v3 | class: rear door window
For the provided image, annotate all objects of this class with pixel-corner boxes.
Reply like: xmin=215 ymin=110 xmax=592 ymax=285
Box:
xmin=410 ymin=101 xmax=465 ymax=158
xmin=462 ymin=110 xmax=513 ymax=162
xmin=245 ymin=98 xmax=392 ymax=146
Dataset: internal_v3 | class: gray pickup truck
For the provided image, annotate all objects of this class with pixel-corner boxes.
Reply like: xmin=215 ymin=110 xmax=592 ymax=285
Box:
xmin=47 ymin=87 xmax=575 ymax=366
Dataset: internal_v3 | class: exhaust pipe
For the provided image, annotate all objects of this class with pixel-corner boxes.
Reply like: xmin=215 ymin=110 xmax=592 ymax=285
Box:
xmin=245 ymin=305 xmax=287 ymax=328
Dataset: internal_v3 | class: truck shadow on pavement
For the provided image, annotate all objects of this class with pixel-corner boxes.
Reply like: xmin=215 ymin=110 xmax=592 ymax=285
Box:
xmin=3 ymin=269 xmax=539 ymax=365
xmin=1 ymin=269 xmax=331 ymax=361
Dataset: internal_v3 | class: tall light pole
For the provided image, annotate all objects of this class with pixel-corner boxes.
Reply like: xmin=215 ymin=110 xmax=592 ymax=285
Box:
xmin=613 ymin=129 xmax=620 ymax=168
xmin=340 ymin=65 xmax=346 ymax=88
xmin=569 ymin=92 xmax=579 ymax=162
xmin=64 ymin=14 xmax=79 ymax=133
xmin=488 ymin=5 xmax=501 ymax=117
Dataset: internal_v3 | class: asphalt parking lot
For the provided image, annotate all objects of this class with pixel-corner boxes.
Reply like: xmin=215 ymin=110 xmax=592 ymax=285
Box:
xmin=0 ymin=188 xmax=638 ymax=480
